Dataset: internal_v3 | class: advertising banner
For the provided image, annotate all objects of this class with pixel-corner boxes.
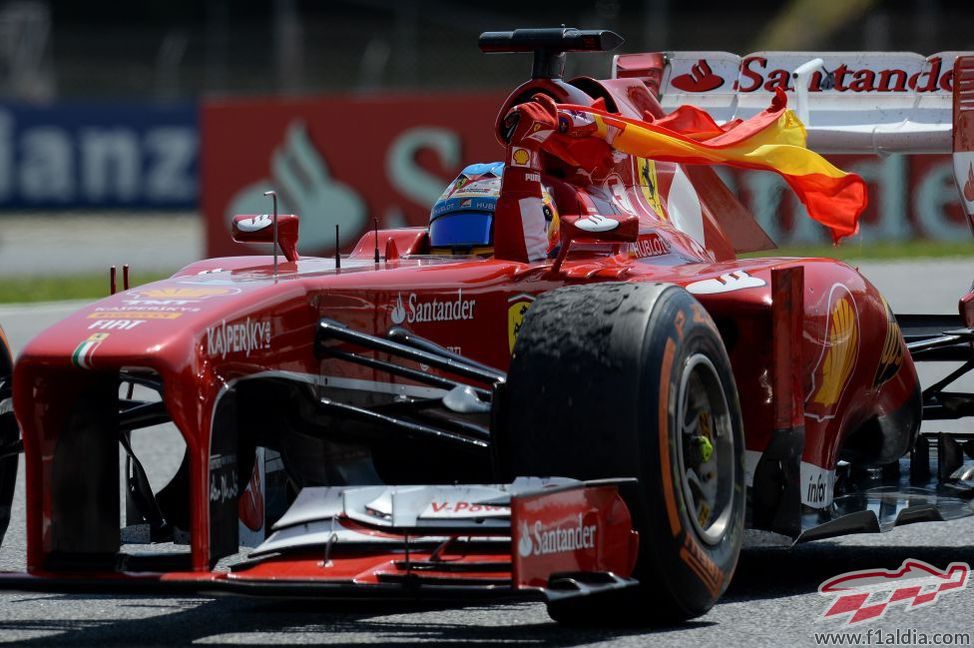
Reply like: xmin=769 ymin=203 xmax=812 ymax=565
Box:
xmin=202 ymin=93 xmax=971 ymax=254
xmin=201 ymin=91 xmax=507 ymax=256
xmin=0 ymin=102 xmax=197 ymax=209
xmin=720 ymin=154 xmax=971 ymax=245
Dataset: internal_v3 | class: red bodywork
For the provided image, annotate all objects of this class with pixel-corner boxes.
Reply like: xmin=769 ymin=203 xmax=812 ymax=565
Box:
xmin=11 ymin=66 xmax=918 ymax=592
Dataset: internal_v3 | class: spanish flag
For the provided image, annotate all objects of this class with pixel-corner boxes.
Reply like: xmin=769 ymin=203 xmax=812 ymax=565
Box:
xmin=543 ymin=90 xmax=866 ymax=242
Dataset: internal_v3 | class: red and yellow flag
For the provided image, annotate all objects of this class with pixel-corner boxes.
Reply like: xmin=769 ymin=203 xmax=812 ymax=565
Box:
xmin=540 ymin=90 xmax=866 ymax=242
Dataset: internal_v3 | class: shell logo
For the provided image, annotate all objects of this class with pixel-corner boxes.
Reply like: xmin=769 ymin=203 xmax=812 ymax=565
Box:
xmin=134 ymin=287 xmax=236 ymax=299
xmin=511 ymin=147 xmax=531 ymax=167
xmin=806 ymin=286 xmax=860 ymax=420
xmin=874 ymin=299 xmax=904 ymax=387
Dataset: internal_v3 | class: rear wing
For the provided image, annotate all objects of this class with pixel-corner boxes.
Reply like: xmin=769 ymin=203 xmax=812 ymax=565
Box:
xmin=614 ymin=50 xmax=974 ymax=227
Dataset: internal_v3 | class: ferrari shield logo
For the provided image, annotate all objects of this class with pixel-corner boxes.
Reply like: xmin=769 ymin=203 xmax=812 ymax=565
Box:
xmin=508 ymin=294 xmax=536 ymax=353
xmin=637 ymin=158 xmax=665 ymax=218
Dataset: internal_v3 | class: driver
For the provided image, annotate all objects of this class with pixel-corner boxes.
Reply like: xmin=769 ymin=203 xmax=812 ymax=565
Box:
xmin=428 ymin=162 xmax=560 ymax=256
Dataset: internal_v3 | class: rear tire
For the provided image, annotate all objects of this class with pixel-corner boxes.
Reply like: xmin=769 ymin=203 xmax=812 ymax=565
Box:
xmin=500 ymin=283 xmax=744 ymax=624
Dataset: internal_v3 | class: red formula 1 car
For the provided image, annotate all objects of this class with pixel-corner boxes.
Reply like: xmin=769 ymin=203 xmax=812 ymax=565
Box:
xmin=2 ymin=28 xmax=974 ymax=624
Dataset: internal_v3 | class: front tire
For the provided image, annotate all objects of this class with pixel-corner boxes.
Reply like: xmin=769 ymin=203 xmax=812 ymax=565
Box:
xmin=0 ymin=325 xmax=17 ymax=546
xmin=500 ymin=283 xmax=744 ymax=624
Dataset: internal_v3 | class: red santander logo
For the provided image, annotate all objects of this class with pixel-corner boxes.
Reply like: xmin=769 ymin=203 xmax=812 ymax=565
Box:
xmin=736 ymin=56 xmax=953 ymax=93
xmin=670 ymin=60 xmax=725 ymax=92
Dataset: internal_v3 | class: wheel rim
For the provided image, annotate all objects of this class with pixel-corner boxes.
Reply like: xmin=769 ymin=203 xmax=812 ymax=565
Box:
xmin=674 ymin=353 xmax=735 ymax=546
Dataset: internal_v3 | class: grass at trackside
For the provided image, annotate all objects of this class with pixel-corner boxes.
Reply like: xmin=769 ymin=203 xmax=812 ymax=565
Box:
xmin=742 ymin=240 xmax=974 ymax=262
xmin=0 ymin=240 xmax=971 ymax=304
xmin=0 ymin=271 xmax=174 ymax=304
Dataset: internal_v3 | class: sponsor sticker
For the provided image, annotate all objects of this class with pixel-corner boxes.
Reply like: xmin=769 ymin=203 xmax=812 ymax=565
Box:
xmin=874 ymin=299 xmax=904 ymax=387
xmin=71 ymin=333 xmax=109 ymax=370
xmin=637 ymin=158 xmax=666 ymax=217
xmin=627 ymin=233 xmax=671 ymax=259
xmin=686 ymin=270 xmax=765 ymax=295
xmin=423 ymin=501 xmax=509 ymax=518
xmin=133 ymin=286 xmax=239 ymax=300
xmin=87 ymin=311 xmax=181 ymax=320
xmin=112 ymin=300 xmax=202 ymax=311
xmin=671 ymin=59 xmax=726 ymax=93
xmin=819 ymin=559 xmax=969 ymax=625
xmin=806 ymin=285 xmax=860 ymax=421
xmin=88 ymin=319 xmax=146 ymax=331
xmin=205 ymin=316 xmax=272 ymax=359
xmin=507 ymin=293 xmax=535 ymax=353
xmin=389 ymin=290 xmax=476 ymax=326
xmin=209 ymin=453 xmax=239 ymax=504
xmin=511 ymin=147 xmax=531 ymax=167
xmin=236 ymin=214 xmax=273 ymax=232
xmin=575 ymin=214 xmax=619 ymax=232
xmin=802 ymin=461 xmax=836 ymax=508
xmin=517 ymin=514 xmax=597 ymax=558
xmin=737 ymin=54 xmax=953 ymax=94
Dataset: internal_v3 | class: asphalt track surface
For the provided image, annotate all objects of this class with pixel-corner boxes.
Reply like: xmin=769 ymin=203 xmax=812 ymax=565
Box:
xmin=1 ymin=259 xmax=974 ymax=647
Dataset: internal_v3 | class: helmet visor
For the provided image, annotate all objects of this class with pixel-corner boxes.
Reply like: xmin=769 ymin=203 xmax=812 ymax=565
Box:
xmin=429 ymin=211 xmax=493 ymax=248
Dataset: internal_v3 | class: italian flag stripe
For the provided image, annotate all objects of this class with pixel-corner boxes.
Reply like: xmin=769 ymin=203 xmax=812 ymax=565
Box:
xmin=71 ymin=341 xmax=97 ymax=369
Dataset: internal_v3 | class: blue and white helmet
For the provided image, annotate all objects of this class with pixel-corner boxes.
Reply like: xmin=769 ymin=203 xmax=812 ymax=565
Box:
xmin=428 ymin=162 xmax=504 ymax=250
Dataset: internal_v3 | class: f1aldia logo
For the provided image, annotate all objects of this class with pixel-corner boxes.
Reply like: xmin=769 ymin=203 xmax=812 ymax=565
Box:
xmin=819 ymin=558 xmax=969 ymax=625
xmin=390 ymin=290 xmax=476 ymax=325
xmin=517 ymin=514 xmax=597 ymax=558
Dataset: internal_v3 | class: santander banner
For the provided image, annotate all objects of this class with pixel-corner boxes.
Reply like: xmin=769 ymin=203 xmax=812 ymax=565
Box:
xmin=201 ymin=92 xmax=506 ymax=257
xmin=202 ymin=93 xmax=971 ymax=255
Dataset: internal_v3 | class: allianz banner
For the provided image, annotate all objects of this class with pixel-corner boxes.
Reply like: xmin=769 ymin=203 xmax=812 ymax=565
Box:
xmin=202 ymin=93 xmax=969 ymax=255
xmin=0 ymin=102 xmax=197 ymax=209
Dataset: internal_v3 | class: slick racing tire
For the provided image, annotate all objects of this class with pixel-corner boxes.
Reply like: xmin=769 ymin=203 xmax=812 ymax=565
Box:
xmin=501 ymin=283 xmax=745 ymax=625
xmin=0 ymin=325 xmax=17 ymax=547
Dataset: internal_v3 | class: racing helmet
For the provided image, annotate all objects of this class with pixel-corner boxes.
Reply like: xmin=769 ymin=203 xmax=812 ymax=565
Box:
xmin=429 ymin=162 xmax=560 ymax=256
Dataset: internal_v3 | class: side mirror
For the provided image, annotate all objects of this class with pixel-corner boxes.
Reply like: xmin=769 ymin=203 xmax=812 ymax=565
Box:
xmin=232 ymin=214 xmax=300 ymax=262
xmin=552 ymin=213 xmax=639 ymax=272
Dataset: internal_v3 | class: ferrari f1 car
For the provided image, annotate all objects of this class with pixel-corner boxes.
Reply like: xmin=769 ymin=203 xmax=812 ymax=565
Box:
xmin=3 ymin=28 xmax=974 ymax=625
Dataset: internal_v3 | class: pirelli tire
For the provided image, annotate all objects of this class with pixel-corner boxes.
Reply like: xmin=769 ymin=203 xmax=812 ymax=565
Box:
xmin=0 ymin=325 xmax=16 ymax=547
xmin=501 ymin=282 xmax=745 ymax=624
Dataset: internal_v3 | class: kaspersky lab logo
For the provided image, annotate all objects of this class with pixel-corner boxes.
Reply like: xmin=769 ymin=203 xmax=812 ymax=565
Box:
xmin=517 ymin=514 xmax=597 ymax=558
xmin=819 ymin=558 xmax=969 ymax=625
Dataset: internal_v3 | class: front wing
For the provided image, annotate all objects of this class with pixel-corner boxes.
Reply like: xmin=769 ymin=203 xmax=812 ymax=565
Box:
xmin=0 ymin=478 xmax=640 ymax=603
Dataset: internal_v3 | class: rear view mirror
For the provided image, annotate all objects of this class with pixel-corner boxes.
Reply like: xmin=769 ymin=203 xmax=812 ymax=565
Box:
xmin=561 ymin=213 xmax=639 ymax=242
xmin=552 ymin=213 xmax=639 ymax=272
xmin=232 ymin=213 xmax=300 ymax=262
